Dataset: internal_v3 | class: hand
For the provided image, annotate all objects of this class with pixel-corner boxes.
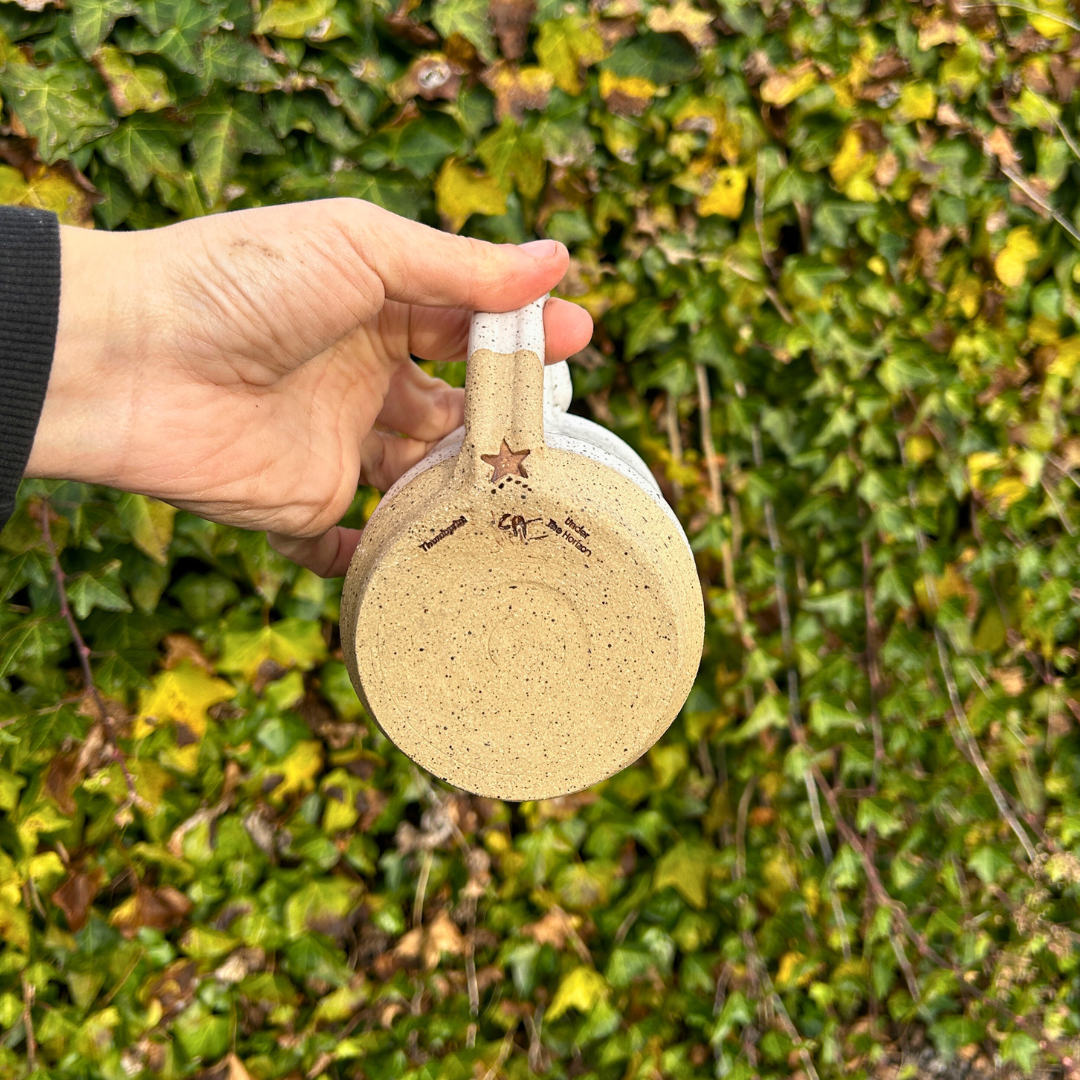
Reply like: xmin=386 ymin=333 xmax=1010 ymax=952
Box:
xmin=25 ymin=200 xmax=593 ymax=576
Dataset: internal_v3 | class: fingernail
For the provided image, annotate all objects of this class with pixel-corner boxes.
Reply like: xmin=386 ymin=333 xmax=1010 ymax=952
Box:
xmin=519 ymin=239 xmax=560 ymax=259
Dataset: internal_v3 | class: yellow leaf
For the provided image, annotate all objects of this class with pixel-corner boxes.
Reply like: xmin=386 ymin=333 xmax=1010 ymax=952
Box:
xmin=646 ymin=0 xmax=717 ymax=51
xmin=699 ymin=167 xmax=747 ymax=218
xmin=777 ymin=951 xmax=804 ymax=988
xmin=269 ymin=740 xmax=323 ymax=802
xmin=135 ymin=661 xmax=235 ymax=739
xmin=95 ymin=45 xmax=172 ymax=116
xmin=760 ymin=59 xmax=818 ymax=107
xmin=1027 ymin=1 xmax=1073 ymax=38
xmin=547 ymin=966 xmax=608 ymax=1021
xmin=830 ymin=128 xmax=878 ymax=202
xmin=255 ymin=0 xmax=335 ymax=37
xmin=947 ymin=275 xmax=982 ymax=320
xmin=535 ymin=16 xmax=606 ymax=95
xmin=671 ymin=96 xmax=742 ymax=163
xmin=990 ymin=476 xmax=1030 ymax=509
xmin=0 ymin=163 xmax=96 ymax=227
xmin=599 ymin=70 xmax=658 ymax=115
xmin=218 ymin=618 xmax=328 ymax=681
xmin=994 ymin=226 xmax=1040 ymax=288
xmin=1049 ymin=337 xmax=1080 ymax=378
xmin=904 ymin=435 xmax=936 ymax=466
xmin=28 ymin=851 xmax=65 ymax=891
xmin=893 ymin=81 xmax=936 ymax=122
xmin=653 ymin=840 xmax=711 ymax=909
xmin=0 ymin=899 xmax=29 ymax=950
xmin=434 ymin=158 xmax=507 ymax=233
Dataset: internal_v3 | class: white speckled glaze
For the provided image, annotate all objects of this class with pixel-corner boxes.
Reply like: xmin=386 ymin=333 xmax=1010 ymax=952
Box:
xmin=340 ymin=299 xmax=704 ymax=801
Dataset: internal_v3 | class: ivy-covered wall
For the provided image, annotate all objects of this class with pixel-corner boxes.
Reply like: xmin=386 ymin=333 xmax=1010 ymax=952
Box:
xmin=3 ymin=0 xmax=1080 ymax=1077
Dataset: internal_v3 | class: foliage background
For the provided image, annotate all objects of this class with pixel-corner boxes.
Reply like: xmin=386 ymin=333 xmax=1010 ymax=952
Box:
xmin=3 ymin=0 xmax=1080 ymax=1077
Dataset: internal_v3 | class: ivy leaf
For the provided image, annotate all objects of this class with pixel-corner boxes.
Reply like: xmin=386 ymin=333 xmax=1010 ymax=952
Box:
xmin=653 ymin=840 xmax=711 ymax=909
xmin=117 ymin=493 xmax=177 ymax=565
xmin=476 ymin=118 xmax=545 ymax=200
xmin=70 ymin=0 xmax=137 ymax=59
xmin=602 ymin=31 xmax=697 ymax=87
xmin=94 ymin=44 xmax=173 ymax=115
xmin=699 ymin=166 xmax=747 ymax=218
xmin=255 ymin=0 xmax=335 ymax=39
xmin=434 ymin=157 xmax=507 ymax=232
xmin=189 ymin=93 xmax=280 ymax=202
xmin=0 ymin=162 xmax=97 ymax=225
xmin=99 ymin=114 xmax=185 ymax=194
xmin=66 ymin=560 xmax=133 ymax=620
xmin=995 ymin=226 xmax=1041 ymax=288
xmin=547 ymin=966 xmax=608 ymax=1020
xmin=218 ymin=617 xmax=328 ymax=680
xmin=535 ymin=16 xmax=606 ymax=95
xmin=0 ymin=59 xmax=115 ymax=163
xmin=135 ymin=660 xmax=236 ymax=738
xmin=431 ymin=0 xmax=495 ymax=63
xmin=116 ymin=0 xmax=221 ymax=75
xmin=284 ymin=876 xmax=362 ymax=938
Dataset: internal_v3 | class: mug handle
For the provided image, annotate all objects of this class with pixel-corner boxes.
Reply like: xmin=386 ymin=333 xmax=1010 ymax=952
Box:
xmin=455 ymin=296 xmax=548 ymax=488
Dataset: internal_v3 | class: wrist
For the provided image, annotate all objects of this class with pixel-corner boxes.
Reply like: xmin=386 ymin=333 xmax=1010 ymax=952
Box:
xmin=24 ymin=227 xmax=142 ymax=487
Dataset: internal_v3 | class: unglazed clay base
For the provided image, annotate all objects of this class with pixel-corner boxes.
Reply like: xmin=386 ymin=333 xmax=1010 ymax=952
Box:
xmin=341 ymin=299 xmax=704 ymax=801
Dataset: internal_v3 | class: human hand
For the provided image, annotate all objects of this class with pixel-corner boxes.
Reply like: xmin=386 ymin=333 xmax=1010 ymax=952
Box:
xmin=24 ymin=200 xmax=593 ymax=576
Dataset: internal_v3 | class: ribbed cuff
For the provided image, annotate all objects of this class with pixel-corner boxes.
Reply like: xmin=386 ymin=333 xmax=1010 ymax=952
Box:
xmin=0 ymin=206 xmax=61 ymax=532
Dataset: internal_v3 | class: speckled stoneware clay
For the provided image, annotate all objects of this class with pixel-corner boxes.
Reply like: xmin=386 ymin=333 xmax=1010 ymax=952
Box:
xmin=340 ymin=298 xmax=704 ymax=801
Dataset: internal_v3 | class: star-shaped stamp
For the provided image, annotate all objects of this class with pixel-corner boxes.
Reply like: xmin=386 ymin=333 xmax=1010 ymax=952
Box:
xmin=481 ymin=439 xmax=531 ymax=482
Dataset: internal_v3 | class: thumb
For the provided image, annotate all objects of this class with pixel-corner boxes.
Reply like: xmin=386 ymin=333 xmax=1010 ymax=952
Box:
xmin=324 ymin=199 xmax=570 ymax=311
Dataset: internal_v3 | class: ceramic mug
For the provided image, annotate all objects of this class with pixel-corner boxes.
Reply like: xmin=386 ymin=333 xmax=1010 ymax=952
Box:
xmin=340 ymin=298 xmax=704 ymax=801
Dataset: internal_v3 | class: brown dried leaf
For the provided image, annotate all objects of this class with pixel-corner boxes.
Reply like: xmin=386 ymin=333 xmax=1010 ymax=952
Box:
xmin=110 ymin=885 xmax=192 ymax=938
xmin=147 ymin=960 xmax=199 ymax=1019
xmin=385 ymin=0 xmax=439 ymax=45
xmin=162 ymin=633 xmax=213 ymax=672
xmin=1050 ymin=55 xmax=1080 ymax=102
xmin=481 ymin=61 xmax=554 ymax=122
xmin=423 ymin=910 xmax=466 ymax=968
xmin=52 ymin=868 xmax=102 ymax=931
xmin=199 ymin=1053 xmax=253 ymax=1080
xmin=390 ymin=54 xmax=464 ymax=103
xmin=522 ymin=907 xmax=580 ymax=950
xmin=491 ymin=0 xmax=536 ymax=60
xmin=986 ymin=126 xmax=1020 ymax=169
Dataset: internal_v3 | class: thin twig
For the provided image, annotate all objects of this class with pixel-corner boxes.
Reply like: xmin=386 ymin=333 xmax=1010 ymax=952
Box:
xmin=861 ymin=536 xmax=886 ymax=792
xmin=1041 ymin=475 xmax=1076 ymax=535
xmin=20 ymin=974 xmax=35 ymax=1072
xmin=1001 ymin=165 xmax=1080 ymax=245
xmin=480 ymin=1027 xmax=517 ymax=1080
xmin=695 ymin=364 xmax=723 ymax=515
xmin=755 ymin=149 xmax=777 ymax=278
xmin=764 ymin=284 xmax=794 ymax=324
xmin=413 ymin=849 xmax=434 ymax=928
xmin=735 ymin=777 xmax=757 ymax=882
xmin=1044 ymin=107 xmax=1080 ymax=167
xmin=888 ymin=927 xmax=920 ymax=1000
xmin=751 ymin=426 xmax=842 ymax=929
xmin=981 ymin=0 xmax=1080 ymax=33
xmin=40 ymin=501 xmax=141 ymax=812
xmin=663 ymin=394 xmax=685 ymax=502
xmin=895 ymin=443 xmax=1040 ymax=865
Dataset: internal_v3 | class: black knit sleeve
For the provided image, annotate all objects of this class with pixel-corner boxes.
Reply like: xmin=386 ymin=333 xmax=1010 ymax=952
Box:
xmin=0 ymin=206 xmax=61 ymax=533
